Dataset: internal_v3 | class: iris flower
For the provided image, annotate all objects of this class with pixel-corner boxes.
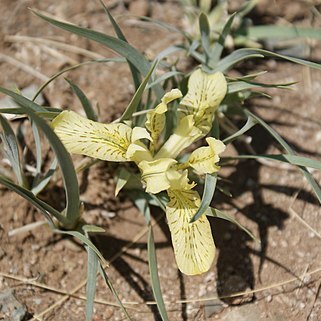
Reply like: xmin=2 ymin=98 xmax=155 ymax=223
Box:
xmin=52 ymin=69 xmax=227 ymax=275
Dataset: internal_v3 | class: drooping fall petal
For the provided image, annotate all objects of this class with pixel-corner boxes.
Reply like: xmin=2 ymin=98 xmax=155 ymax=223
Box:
xmin=52 ymin=110 xmax=133 ymax=161
xmin=188 ymin=137 xmax=225 ymax=174
xmin=179 ymin=69 xmax=227 ymax=135
xmin=166 ymin=188 xmax=215 ymax=275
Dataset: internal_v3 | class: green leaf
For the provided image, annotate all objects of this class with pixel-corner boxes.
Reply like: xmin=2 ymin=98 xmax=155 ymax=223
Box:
xmin=244 ymin=25 xmax=321 ymax=41
xmin=31 ymin=158 xmax=58 ymax=196
xmin=224 ymin=154 xmax=321 ymax=171
xmin=190 ymin=174 xmax=217 ymax=223
xmin=115 ymin=168 xmax=131 ymax=196
xmin=0 ymin=114 xmax=27 ymax=187
xmin=31 ymin=121 xmax=42 ymax=177
xmin=65 ymin=78 xmax=97 ymax=121
xmin=0 ymin=173 xmax=63 ymax=225
xmin=1 ymin=88 xmax=81 ymax=229
xmin=33 ymin=58 xmax=125 ymax=101
xmin=212 ymin=48 xmax=321 ymax=72
xmin=99 ymin=264 xmax=132 ymax=320
xmin=222 ymin=115 xmax=257 ymax=144
xmin=148 ymin=225 xmax=169 ymax=321
xmin=227 ymin=79 xmax=295 ymax=94
xmin=31 ymin=9 xmax=164 ymax=99
xmin=82 ymin=224 xmax=105 ymax=234
xmin=206 ymin=207 xmax=257 ymax=241
xmin=98 ymin=0 xmax=141 ymax=91
xmin=118 ymin=60 xmax=157 ymax=122
xmin=209 ymin=13 xmax=236 ymax=66
xmin=0 ymin=87 xmax=46 ymax=113
xmin=57 ymin=229 xmax=107 ymax=264
xmin=199 ymin=13 xmax=211 ymax=61
xmin=245 ymin=109 xmax=321 ymax=204
xmin=85 ymin=247 xmax=98 ymax=321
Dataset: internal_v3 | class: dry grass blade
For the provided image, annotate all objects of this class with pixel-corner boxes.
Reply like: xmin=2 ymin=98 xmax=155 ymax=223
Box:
xmin=5 ymin=35 xmax=105 ymax=60
xmin=0 ymin=53 xmax=49 ymax=81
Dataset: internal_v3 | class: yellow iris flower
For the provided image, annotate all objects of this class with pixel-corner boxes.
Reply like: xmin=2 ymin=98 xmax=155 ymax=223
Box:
xmin=52 ymin=69 xmax=227 ymax=275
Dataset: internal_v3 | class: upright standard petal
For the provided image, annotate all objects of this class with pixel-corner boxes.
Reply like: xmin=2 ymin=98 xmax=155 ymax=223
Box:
xmin=146 ymin=89 xmax=183 ymax=151
xmin=179 ymin=69 xmax=227 ymax=135
xmin=188 ymin=137 xmax=226 ymax=174
xmin=155 ymin=115 xmax=202 ymax=159
xmin=52 ymin=111 xmax=132 ymax=161
xmin=166 ymin=188 xmax=215 ymax=275
xmin=138 ymin=158 xmax=177 ymax=194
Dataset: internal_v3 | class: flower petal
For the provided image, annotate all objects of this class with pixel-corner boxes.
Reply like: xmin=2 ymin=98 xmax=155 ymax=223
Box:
xmin=179 ymin=69 xmax=227 ymax=135
xmin=52 ymin=110 xmax=132 ymax=161
xmin=138 ymin=158 xmax=177 ymax=194
xmin=155 ymin=115 xmax=202 ymax=159
xmin=166 ymin=188 xmax=215 ymax=275
xmin=146 ymin=89 xmax=183 ymax=147
xmin=188 ymin=137 xmax=225 ymax=174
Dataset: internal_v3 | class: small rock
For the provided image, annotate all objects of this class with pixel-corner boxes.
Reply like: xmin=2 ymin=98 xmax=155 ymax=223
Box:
xmin=0 ymin=289 xmax=27 ymax=321
xmin=221 ymin=304 xmax=261 ymax=321
xmin=101 ymin=210 xmax=116 ymax=219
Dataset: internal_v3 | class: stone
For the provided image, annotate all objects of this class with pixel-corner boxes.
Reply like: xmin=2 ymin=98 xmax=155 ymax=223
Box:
xmin=0 ymin=289 xmax=27 ymax=321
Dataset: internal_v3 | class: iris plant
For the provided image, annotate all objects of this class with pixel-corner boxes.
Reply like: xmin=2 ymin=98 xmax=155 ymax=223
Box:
xmin=52 ymin=69 xmax=227 ymax=275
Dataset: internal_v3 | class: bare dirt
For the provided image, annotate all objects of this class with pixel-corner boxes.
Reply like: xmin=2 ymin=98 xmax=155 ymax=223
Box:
xmin=1 ymin=0 xmax=321 ymax=320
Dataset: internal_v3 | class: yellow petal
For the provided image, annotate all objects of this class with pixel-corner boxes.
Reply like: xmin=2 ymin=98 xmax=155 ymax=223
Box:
xmin=131 ymin=126 xmax=152 ymax=142
xmin=166 ymin=188 xmax=215 ymax=275
xmin=179 ymin=69 xmax=227 ymax=135
xmin=161 ymin=88 xmax=183 ymax=104
xmin=146 ymin=89 xmax=183 ymax=146
xmin=155 ymin=115 xmax=202 ymax=159
xmin=166 ymin=169 xmax=195 ymax=191
xmin=188 ymin=137 xmax=226 ymax=174
xmin=52 ymin=110 xmax=132 ymax=162
xmin=126 ymin=141 xmax=153 ymax=163
xmin=138 ymin=158 xmax=177 ymax=194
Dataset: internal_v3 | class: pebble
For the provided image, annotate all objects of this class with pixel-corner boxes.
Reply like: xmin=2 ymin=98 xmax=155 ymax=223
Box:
xmin=0 ymin=289 xmax=27 ymax=321
xmin=128 ymin=0 xmax=150 ymax=16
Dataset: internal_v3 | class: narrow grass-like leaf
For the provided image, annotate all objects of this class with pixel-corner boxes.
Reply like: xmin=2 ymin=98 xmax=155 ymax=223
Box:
xmin=82 ymin=224 xmax=105 ymax=234
xmin=209 ymin=13 xmax=236 ymax=66
xmin=147 ymin=71 xmax=183 ymax=89
xmin=211 ymin=49 xmax=264 ymax=72
xmin=31 ymin=10 xmax=148 ymax=74
xmin=148 ymin=224 xmax=169 ymax=321
xmin=118 ymin=61 xmax=157 ymax=122
xmin=31 ymin=121 xmax=42 ymax=176
xmin=212 ymin=48 xmax=321 ymax=72
xmin=65 ymin=79 xmax=97 ymax=121
xmin=245 ymin=110 xmax=321 ymax=204
xmin=31 ymin=158 xmax=58 ymax=196
xmin=199 ymin=13 xmax=211 ymax=61
xmin=33 ymin=58 xmax=125 ymax=101
xmin=99 ymin=265 xmax=132 ymax=320
xmin=98 ymin=0 xmax=141 ymax=91
xmin=190 ymin=174 xmax=217 ymax=223
xmin=85 ymin=247 xmax=99 ymax=321
xmin=57 ymin=230 xmax=107 ymax=264
xmin=0 ymin=173 xmax=63 ymax=225
xmin=224 ymin=154 xmax=321 ymax=170
xmin=222 ymin=115 xmax=257 ymax=144
xmin=244 ymin=25 xmax=321 ymax=41
xmin=227 ymin=79 xmax=294 ymax=94
xmin=0 ymin=87 xmax=46 ymax=113
xmin=1 ymin=89 xmax=80 ymax=228
xmin=115 ymin=168 xmax=131 ymax=196
xmin=0 ymin=114 xmax=27 ymax=187
xmin=206 ymin=207 xmax=257 ymax=241
xmin=31 ymin=9 xmax=163 ymax=99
